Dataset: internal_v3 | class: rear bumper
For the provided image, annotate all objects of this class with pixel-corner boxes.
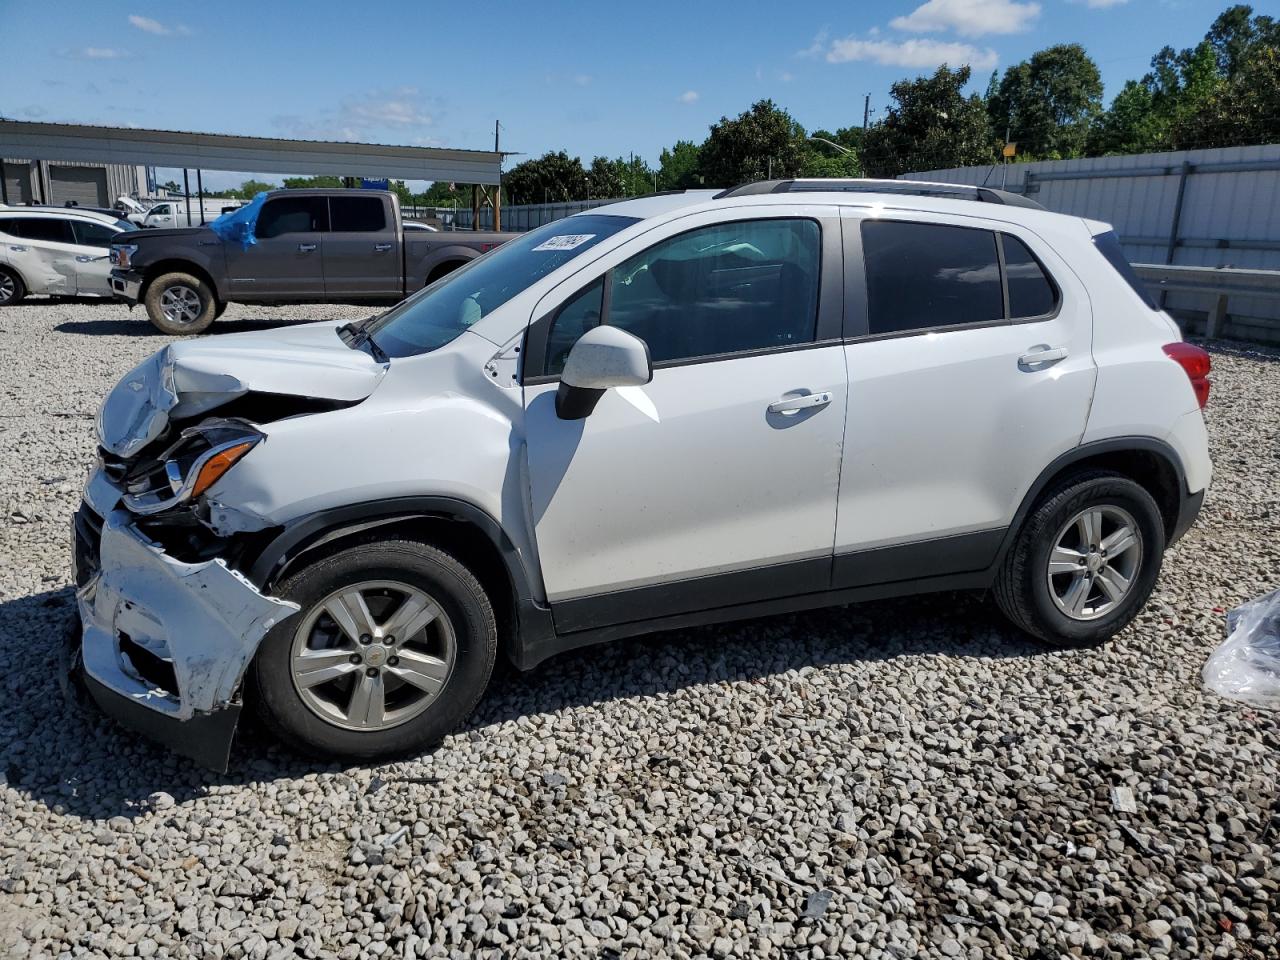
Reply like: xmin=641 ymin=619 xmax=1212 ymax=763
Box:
xmin=73 ymin=496 xmax=298 ymax=771
xmin=109 ymin=269 xmax=143 ymax=303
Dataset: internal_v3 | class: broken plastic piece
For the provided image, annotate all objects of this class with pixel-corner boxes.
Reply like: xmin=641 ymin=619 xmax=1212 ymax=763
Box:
xmin=1203 ymin=587 xmax=1280 ymax=709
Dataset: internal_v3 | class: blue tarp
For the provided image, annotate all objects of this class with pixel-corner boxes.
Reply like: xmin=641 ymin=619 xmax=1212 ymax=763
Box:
xmin=208 ymin=192 xmax=268 ymax=250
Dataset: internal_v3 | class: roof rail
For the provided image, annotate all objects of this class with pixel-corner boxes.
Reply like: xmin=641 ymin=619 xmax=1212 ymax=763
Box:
xmin=713 ymin=178 xmax=1044 ymax=210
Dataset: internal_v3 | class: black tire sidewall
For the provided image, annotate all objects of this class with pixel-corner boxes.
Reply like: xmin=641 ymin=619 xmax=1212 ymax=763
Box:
xmin=145 ymin=272 xmax=217 ymax=334
xmin=250 ymin=541 xmax=496 ymax=761
xmin=1020 ymin=476 xmax=1166 ymax=646
xmin=0 ymin=267 xmax=24 ymax=306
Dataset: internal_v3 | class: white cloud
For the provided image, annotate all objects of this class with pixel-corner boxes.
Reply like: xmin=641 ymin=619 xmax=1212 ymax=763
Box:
xmin=797 ymin=27 xmax=830 ymax=58
xmin=678 ymin=90 xmax=700 ymax=104
xmin=826 ymin=36 xmax=998 ymax=70
xmin=273 ymin=86 xmax=435 ymax=142
xmin=779 ymin=70 xmax=795 ymax=83
xmin=890 ymin=0 xmax=1040 ymax=38
xmin=128 ymin=14 xmax=168 ymax=34
xmin=572 ymin=74 xmax=593 ymax=87
xmin=80 ymin=47 xmax=131 ymax=59
xmin=1075 ymin=0 xmax=1126 ymax=6
xmin=128 ymin=14 xmax=193 ymax=35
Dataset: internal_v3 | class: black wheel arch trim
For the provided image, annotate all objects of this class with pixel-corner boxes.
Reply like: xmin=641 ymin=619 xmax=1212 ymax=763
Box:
xmin=244 ymin=496 xmax=555 ymax=662
xmin=997 ymin=436 xmax=1197 ymax=560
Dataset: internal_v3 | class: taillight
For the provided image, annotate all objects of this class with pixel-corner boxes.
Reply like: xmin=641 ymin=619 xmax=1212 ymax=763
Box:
xmin=1163 ymin=342 xmax=1211 ymax=409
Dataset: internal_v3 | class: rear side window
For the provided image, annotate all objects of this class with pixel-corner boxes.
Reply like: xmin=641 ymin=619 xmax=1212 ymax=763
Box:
xmin=330 ymin=196 xmax=386 ymax=232
xmin=862 ymin=221 xmax=1003 ymax=335
xmin=0 ymin=217 xmax=76 ymax=243
xmin=256 ymin=197 xmax=330 ymax=238
xmin=1093 ymin=230 xmax=1156 ymax=309
xmin=1001 ymin=234 xmax=1058 ymax=319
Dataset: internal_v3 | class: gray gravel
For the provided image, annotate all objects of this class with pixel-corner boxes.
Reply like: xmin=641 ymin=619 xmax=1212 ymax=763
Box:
xmin=0 ymin=297 xmax=1277 ymax=960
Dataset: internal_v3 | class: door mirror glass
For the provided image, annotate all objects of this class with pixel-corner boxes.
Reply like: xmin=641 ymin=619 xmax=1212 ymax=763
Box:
xmin=556 ymin=326 xmax=652 ymax=420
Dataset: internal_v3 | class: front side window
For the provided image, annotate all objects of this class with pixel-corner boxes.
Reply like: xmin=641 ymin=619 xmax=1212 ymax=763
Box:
xmin=71 ymin=220 xmax=121 ymax=248
xmin=330 ymin=196 xmax=386 ymax=232
xmin=367 ymin=214 xmax=635 ymax=359
xmin=150 ymin=204 xmax=171 ymax=215
xmin=862 ymin=221 xmax=1003 ymax=335
xmin=0 ymin=217 xmax=76 ymax=244
xmin=256 ymin=197 xmax=329 ymax=238
xmin=605 ymin=218 xmax=821 ymax=365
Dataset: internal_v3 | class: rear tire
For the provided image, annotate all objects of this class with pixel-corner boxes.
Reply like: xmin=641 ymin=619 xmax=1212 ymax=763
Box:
xmin=145 ymin=271 xmax=218 ymax=334
xmin=250 ymin=540 xmax=497 ymax=761
xmin=994 ymin=471 xmax=1165 ymax=648
xmin=0 ymin=267 xmax=25 ymax=306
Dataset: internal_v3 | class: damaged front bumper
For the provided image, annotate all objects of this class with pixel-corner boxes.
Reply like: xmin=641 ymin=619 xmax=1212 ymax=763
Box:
xmin=109 ymin=269 xmax=143 ymax=304
xmin=73 ymin=494 xmax=298 ymax=770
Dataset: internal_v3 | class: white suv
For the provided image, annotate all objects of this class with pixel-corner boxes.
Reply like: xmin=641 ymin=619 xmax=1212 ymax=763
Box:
xmin=0 ymin=207 xmax=134 ymax=304
xmin=74 ymin=180 xmax=1212 ymax=769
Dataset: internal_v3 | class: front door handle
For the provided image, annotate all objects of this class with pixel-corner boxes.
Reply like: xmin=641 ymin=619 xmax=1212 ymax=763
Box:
xmin=298 ymin=243 xmax=317 ymax=253
xmin=768 ymin=391 xmax=833 ymax=415
xmin=1019 ymin=345 xmax=1069 ymax=367
xmin=373 ymin=242 xmax=393 ymax=252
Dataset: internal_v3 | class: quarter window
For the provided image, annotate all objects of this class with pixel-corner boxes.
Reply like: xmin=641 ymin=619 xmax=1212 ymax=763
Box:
xmin=256 ymin=197 xmax=330 ymax=238
xmin=545 ymin=279 xmax=605 ymax=376
xmin=862 ymin=221 xmax=1003 ymax=335
xmin=1001 ymin=234 xmax=1058 ymax=319
xmin=330 ymin=196 xmax=386 ymax=232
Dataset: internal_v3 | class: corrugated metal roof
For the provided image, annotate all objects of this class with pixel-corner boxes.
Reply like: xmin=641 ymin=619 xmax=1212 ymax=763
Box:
xmin=0 ymin=120 xmax=504 ymax=184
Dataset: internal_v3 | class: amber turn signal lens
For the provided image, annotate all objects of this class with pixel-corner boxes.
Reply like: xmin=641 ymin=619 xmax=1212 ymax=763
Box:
xmin=191 ymin=441 xmax=256 ymax=497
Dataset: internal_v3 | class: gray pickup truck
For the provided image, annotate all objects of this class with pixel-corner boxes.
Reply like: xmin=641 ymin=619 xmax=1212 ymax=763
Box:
xmin=109 ymin=189 xmax=514 ymax=333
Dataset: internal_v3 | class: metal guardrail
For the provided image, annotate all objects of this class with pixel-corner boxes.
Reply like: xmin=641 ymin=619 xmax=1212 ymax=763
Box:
xmin=1132 ymin=264 xmax=1280 ymax=338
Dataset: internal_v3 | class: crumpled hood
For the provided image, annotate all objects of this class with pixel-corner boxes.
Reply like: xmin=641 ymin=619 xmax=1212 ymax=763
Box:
xmin=98 ymin=321 xmax=387 ymax=457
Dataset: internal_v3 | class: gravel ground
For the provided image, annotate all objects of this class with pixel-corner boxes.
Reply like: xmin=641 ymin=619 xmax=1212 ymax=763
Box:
xmin=0 ymin=297 xmax=1277 ymax=960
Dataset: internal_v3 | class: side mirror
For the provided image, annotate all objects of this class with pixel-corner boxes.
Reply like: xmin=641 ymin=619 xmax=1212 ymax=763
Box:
xmin=555 ymin=326 xmax=652 ymax=420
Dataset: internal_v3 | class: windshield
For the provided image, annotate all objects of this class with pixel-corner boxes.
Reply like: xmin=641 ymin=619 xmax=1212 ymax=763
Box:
xmin=367 ymin=214 xmax=638 ymax=358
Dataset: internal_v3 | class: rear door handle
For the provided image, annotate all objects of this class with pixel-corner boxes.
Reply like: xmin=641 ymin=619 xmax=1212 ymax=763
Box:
xmin=768 ymin=391 xmax=833 ymax=414
xmin=373 ymin=242 xmax=393 ymax=252
xmin=1019 ymin=345 xmax=1068 ymax=366
xmin=298 ymin=243 xmax=317 ymax=253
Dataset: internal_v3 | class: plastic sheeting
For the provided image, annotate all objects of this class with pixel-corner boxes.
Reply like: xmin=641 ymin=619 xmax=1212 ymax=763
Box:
xmin=208 ymin=191 xmax=268 ymax=250
xmin=1203 ymin=588 xmax=1280 ymax=709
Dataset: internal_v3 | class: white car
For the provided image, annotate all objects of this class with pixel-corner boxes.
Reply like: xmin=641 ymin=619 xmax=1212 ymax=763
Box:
xmin=75 ymin=179 xmax=1212 ymax=769
xmin=0 ymin=207 xmax=135 ymax=304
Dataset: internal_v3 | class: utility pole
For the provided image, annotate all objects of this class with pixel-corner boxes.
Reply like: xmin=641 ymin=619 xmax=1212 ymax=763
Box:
xmin=863 ymin=94 xmax=870 ymax=128
xmin=493 ymin=119 xmax=502 ymax=232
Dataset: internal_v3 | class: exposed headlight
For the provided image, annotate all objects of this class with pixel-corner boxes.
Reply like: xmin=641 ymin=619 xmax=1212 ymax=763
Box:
xmin=110 ymin=243 xmax=139 ymax=269
xmin=122 ymin=420 xmax=263 ymax=516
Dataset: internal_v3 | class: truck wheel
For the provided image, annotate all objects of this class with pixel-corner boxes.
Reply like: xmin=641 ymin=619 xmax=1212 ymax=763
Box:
xmin=993 ymin=471 xmax=1165 ymax=649
xmin=0 ymin=267 xmax=25 ymax=306
xmin=250 ymin=540 xmax=497 ymax=761
xmin=145 ymin=271 xmax=218 ymax=334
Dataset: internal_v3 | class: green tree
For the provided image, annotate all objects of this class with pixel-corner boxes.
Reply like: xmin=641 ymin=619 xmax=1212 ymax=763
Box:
xmin=502 ymin=151 xmax=589 ymax=205
xmin=226 ymin=179 xmax=277 ymax=200
xmin=860 ymin=66 xmax=994 ymax=178
xmin=587 ymin=156 xmax=628 ymax=198
xmin=698 ymin=99 xmax=806 ymax=187
xmin=1086 ymin=80 xmax=1168 ymax=155
xmin=988 ymin=44 xmax=1103 ymax=159
xmin=281 ymin=175 xmax=343 ymax=189
xmin=1171 ymin=42 xmax=1280 ymax=148
xmin=800 ymin=130 xmax=861 ymax=177
xmin=657 ymin=140 xmax=703 ymax=190
xmin=159 ymin=179 xmax=182 ymax=194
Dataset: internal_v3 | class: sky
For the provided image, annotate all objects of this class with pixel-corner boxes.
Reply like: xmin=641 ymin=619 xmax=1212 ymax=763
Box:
xmin=1 ymin=0 xmax=1239 ymax=192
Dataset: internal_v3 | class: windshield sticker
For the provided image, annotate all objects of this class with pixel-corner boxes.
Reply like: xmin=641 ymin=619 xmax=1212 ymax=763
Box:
xmin=532 ymin=234 xmax=596 ymax=252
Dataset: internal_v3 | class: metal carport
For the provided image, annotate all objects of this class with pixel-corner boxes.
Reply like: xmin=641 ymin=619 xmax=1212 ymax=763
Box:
xmin=0 ymin=120 xmax=505 ymax=226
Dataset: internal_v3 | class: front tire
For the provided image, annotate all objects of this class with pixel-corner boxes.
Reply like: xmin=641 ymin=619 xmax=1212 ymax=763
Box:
xmin=144 ymin=271 xmax=218 ymax=334
xmin=250 ymin=540 xmax=497 ymax=761
xmin=0 ymin=267 xmax=25 ymax=306
xmin=994 ymin=471 xmax=1165 ymax=648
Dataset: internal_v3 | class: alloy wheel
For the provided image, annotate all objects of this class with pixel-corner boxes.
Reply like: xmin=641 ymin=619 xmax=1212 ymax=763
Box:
xmin=159 ymin=284 xmax=202 ymax=325
xmin=1046 ymin=505 xmax=1143 ymax=621
xmin=0 ymin=273 xmax=15 ymax=303
xmin=289 ymin=580 xmax=457 ymax=731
